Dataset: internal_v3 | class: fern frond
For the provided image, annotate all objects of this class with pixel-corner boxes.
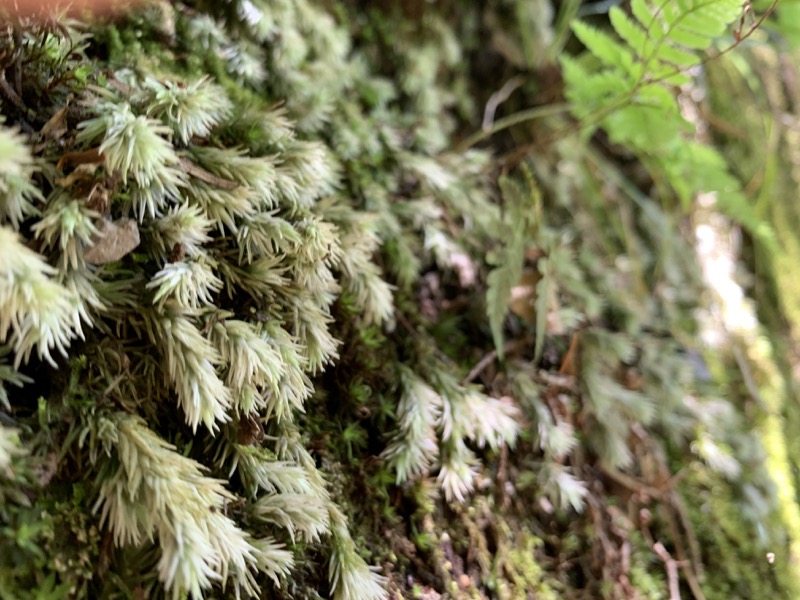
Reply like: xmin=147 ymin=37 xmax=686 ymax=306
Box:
xmin=486 ymin=173 xmax=540 ymax=359
xmin=572 ymin=0 xmax=742 ymax=95
xmin=564 ymin=1 xmax=775 ymax=248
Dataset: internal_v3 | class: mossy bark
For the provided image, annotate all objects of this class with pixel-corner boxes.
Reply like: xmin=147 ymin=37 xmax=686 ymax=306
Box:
xmin=1 ymin=2 xmax=799 ymax=599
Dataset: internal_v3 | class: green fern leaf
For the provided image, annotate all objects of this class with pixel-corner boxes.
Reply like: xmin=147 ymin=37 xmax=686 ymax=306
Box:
xmin=486 ymin=173 xmax=541 ymax=359
xmin=564 ymin=0 xmax=776 ymax=250
xmin=571 ymin=21 xmax=637 ymax=75
xmin=566 ymin=0 xmax=745 ymax=130
xmin=534 ymin=258 xmax=550 ymax=362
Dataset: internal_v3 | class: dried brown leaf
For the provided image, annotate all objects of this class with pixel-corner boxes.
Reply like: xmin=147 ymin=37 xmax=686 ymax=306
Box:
xmin=83 ymin=218 xmax=140 ymax=265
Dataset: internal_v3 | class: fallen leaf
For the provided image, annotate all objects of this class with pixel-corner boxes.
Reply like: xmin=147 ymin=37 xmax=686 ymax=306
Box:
xmin=41 ymin=106 xmax=68 ymax=141
xmin=87 ymin=183 xmax=111 ymax=213
xmin=57 ymin=146 xmax=103 ymax=171
xmin=84 ymin=218 xmax=141 ymax=265
xmin=55 ymin=162 xmax=101 ymax=187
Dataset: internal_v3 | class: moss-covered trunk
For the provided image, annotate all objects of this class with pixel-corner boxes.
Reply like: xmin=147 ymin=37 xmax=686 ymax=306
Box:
xmin=1 ymin=1 xmax=799 ymax=599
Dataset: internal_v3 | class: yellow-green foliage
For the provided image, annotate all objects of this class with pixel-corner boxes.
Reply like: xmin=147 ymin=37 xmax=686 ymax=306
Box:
xmin=491 ymin=523 xmax=561 ymax=600
xmin=563 ymin=0 xmax=775 ymax=247
xmin=685 ymin=466 xmax=796 ymax=599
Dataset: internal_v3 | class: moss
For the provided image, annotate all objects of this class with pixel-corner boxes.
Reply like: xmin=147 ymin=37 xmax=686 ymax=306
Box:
xmin=682 ymin=466 xmax=794 ymax=599
xmin=1 ymin=488 xmax=101 ymax=598
xmin=491 ymin=523 xmax=561 ymax=599
xmin=1 ymin=1 xmax=799 ymax=598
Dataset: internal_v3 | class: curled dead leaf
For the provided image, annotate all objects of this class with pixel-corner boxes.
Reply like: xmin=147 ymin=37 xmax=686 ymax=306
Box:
xmin=54 ymin=163 xmax=101 ymax=188
xmin=40 ymin=106 xmax=68 ymax=141
xmin=56 ymin=146 xmax=103 ymax=171
xmin=83 ymin=218 xmax=140 ymax=265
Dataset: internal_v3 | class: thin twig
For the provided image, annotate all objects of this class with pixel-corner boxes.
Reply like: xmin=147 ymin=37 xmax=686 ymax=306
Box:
xmin=395 ymin=311 xmax=423 ymax=343
xmin=670 ymin=490 xmax=706 ymax=584
xmin=598 ymin=461 xmax=665 ymax=500
xmin=12 ymin=28 xmax=22 ymax=97
xmin=461 ymin=338 xmax=527 ymax=385
xmin=482 ymin=76 xmax=526 ymax=132
xmin=731 ymin=342 xmax=768 ymax=409
xmin=665 ymin=505 xmax=706 ymax=600
xmin=653 ymin=542 xmax=682 ymax=600
xmin=456 ymin=103 xmax=571 ymax=152
xmin=497 ymin=443 xmax=510 ymax=510
xmin=537 ymin=369 xmax=577 ymax=390
xmin=179 ymin=157 xmax=240 ymax=189
xmin=0 ymin=69 xmax=25 ymax=110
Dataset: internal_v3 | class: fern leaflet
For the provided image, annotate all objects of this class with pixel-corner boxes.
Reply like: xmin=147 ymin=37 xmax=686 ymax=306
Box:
xmin=563 ymin=0 xmax=775 ymax=248
xmin=486 ymin=169 xmax=541 ymax=360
